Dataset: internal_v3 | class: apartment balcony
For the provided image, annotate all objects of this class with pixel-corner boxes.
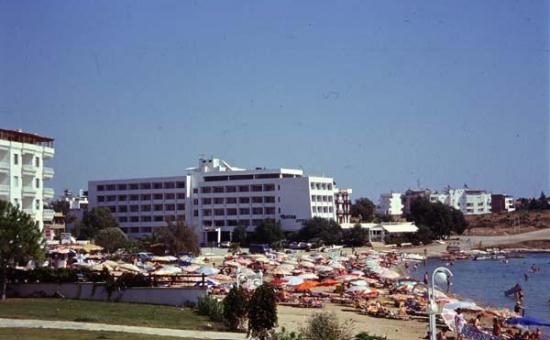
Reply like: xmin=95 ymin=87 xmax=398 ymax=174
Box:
xmin=43 ymin=167 xmax=54 ymax=180
xmin=43 ymin=209 xmax=55 ymax=221
xmin=0 ymin=184 xmax=9 ymax=194
xmin=23 ymin=208 xmax=36 ymax=217
xmin=43 ymin=188 xmax=54 ymax=199
xmin=43 ymin=147 xmax=55 ymax=160
xmin=22 ymin=164 xmax=37 ymax=177
xmin=22 ymin=185 xmax=37 ymax=196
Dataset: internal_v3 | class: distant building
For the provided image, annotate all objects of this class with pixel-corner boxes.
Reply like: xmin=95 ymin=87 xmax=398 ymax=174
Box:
xmin=376 ymin=192 xmax=404 ymax=216
xmin=60 ymin=189 xmax=89 ymax=232
xmin=88 ymin=157 xmax=352 ymax=244
xmin=0 ymin=128 xmax=55 ymax=232
xmin=491 ymin=194 xmax=515 ymax=213
xmin=428 ymin=187 xmax=492 ymax=215
xmin=402 ymin=189 xmax=433 ymax=215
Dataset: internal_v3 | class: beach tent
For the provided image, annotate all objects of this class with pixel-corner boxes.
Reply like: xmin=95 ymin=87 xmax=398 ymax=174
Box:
xmin=195 ymin=266 xmax=220 ymax=276
xmin=506 ymin=316 xmax=550 ymax=328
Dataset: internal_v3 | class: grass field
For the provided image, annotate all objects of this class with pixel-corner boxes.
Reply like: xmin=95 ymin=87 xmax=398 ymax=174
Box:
xmin=0 ymin=298 xmax=224 ymax=331
xmin=1 ymin=328 xmax=203 ymax=340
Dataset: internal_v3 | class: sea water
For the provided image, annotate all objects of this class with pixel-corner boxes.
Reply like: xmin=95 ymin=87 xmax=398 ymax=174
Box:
xmin=410 ymin=253 xmax=550 ymax=321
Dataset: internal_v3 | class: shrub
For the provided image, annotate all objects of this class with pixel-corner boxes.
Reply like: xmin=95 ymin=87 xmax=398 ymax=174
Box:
xmin=300 ymin=311 xmax=354 ymax=340
xmin=354 ymin=332 xmax=387 ymax=340
xmin=268 ymin=327 xmax=304 ymax=340
xmin=248 ymin=284 xmax=278 ymax=340
xmin=197 ymin=295 xmax=224 ymax=322
xmin=223 ymin=286 xmax=249 ymax=331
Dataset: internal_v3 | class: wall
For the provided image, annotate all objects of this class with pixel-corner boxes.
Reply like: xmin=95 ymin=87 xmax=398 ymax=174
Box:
xmin=9 ymin=283 xmax=207 ymax=306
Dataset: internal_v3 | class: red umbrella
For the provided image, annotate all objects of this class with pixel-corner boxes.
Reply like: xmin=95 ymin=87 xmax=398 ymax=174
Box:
xmin=270 ymin=278 xmax=288 ymax=286
xmin=318 ymin=278 xmax=340 ymax=287
xmin=294 ymin=281 xmax=319 ymax=292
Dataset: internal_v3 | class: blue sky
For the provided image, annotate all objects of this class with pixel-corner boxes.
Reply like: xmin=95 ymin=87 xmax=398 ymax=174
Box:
xmin=1 ymin=1 xmax=548 ymax=201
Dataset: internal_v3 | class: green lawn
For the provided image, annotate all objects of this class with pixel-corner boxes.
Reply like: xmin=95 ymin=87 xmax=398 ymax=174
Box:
xmin=0 ymin=298 xmax=225 ymax=331
xmin=1 ymin=328 xmax=203 ymax=340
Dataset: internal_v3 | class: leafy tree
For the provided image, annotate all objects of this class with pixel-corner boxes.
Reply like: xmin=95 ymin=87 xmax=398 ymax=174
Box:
xmin=343 ymin=224 xmax=368 ymax=247
xmin=350 ymin=198 xmax=375 ymax=222
xmin=78 ymin=207 xmax=119 ymax=240
xmin=223 ymin=286 xmax=249 ymax=331
xmin=156 ymin=219 xmax=200 ymax=256
xmin=407 ymin=197 xmax=468 ymax=241
xmin=232 ymin=225 xmax=249 ymax=246
xmin=49 ymin=199 xmax=70 ymax=216
xmin=0 ymin=200 xmax=45 ymax=301
xmin=248 ymin=283 xmax=278 ymax=340
xmin=300 ymin=311 xmax=354 ymax=340
xmin=252 ymin=219 xmax=284 ymax=245
xmin=299 ymin=218 xmax=343 ymax=245
xmin=95 ymin=227 xmax=128 ymax=253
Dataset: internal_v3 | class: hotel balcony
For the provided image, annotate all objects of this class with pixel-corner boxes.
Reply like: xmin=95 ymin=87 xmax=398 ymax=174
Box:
xmin=22 ymin=164 xmax=37 ymax=177
xmin=0 ymin=184 xmax=9 ymax=196
xmin=43 ymin=147 xmax=55 ymax=160
xmin=43 ymin=167 xmax=54 ymax=180
xmin=43 ymin=209 xmax=55 ymax=221
xmin=0 ymin=160 xmax=9 ymax=173
xmin=43 ymin=188 xmax=54 ymax=199
xmin=22 ymin=185 xmax=37 ymax=196
xmin=23 ymin=208 xmax=35 ymax=217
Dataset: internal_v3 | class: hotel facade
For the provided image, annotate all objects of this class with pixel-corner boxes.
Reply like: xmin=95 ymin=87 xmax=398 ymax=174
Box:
xmin=0 ymin=128 xmax=55 ymax=232
xmin=88 ymin=158 xmax=352 ymax=244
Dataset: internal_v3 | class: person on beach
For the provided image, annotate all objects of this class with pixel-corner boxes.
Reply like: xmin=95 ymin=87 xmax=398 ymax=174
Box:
xmin=492 ymin=318 xmax=501 ymax=337
xmin=446 ymin=275 xmax=452 ymax=293
xmin=436 ymin=327 xmax=448 ymax=340
xmin=469 ymin=314 xmax=482 ymax=330
xmin=424 ymin=271 xmax=429 ymax=285
xmin=454 ymin=308 xmax=466 ymax=340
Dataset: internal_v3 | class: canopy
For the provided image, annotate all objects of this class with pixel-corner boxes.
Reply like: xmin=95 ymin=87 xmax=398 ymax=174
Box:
xmin=506 ymin=316 xmax=550 ymax=328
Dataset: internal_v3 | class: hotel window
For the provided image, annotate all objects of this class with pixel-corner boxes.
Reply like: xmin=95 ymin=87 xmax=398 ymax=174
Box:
xmin=119 ymin=216 xmax=127 ymax=223
xmin=194 ymin=210 xmax=199 ymax=217
xmin=153 ymin=194 xmax=163 ymax=200
xmin=177 ymin=203 xmax=185 ymax=210
xmin=264 ymin=184 xmax=275 ymax=191
xmin=193 ymin=188 xmax=198 ymax=194
xmin=176 ymin=193 xmax=185 ymax=199
xmin=35 ymin=178 xmax=40 ymax=188
xmin=164 ymin=182 xmax=175 ymax=189
xmin=213 ymin=186 xmax=224 ymax=193
xmin=252 ymin=185 xmax=262 ymax=192
xmin=154 ymin=204 xmax=163 ymax=211
xmin=130 ymin=195 xmax=139 ymax=201
xmin=165 ymin=204 xmax=175 ymax=211
xmin=13 ymin=198 xmax=19 ymax=208
xmin=227 ymin=208 xmax=237 ymax=216
xmin=310 ymin=183 xmax=315 ymax=190
xmin=141 ymin=216 xmax=152 ymax=222
xmin=153 ymin=182 xmax=162 ymax=189
xmin=130 ymin=205 xmax=139 ymax=212
xmin=154 ymin=216 xmax=164 ymax=222
xmin=311 ymin=195 xmax=316 ymax=202
xmin=140 ymin=183 xmax=151 ymax=190
xmin=193 ymin=199 xmax=198 ymax=205
xmin=106 ymin=184 xmax=115 ymax=191
xmin=97 ymin=185 xmax=104 ymax=191
xmin=239 ymin=197 xmax=250 ymax=204
xmin=202 ymin=198 xmax=212 ymax=205
xmin=214 ymin=197 xmax=224 ymax=204
xmin=141 ymin=205 xmax=151 ymax=212
xmin=264 ymin=196 xmax=275 ymax=203
xmin=239 ymin=185 xmax=249 ymax=192
xmin=203 ymin=209 xmax=212 ymax=216
xmin=165 ymin=193 xmax=175 ymax=200
xmin=118 ymin=205 xmax=127 ymax=212
xmin=202 ymin=187 xmax=211 ymax=194
xmin=140 ymin=194 xmax=151 ymax=201
xmin=141 ymin=227 xmax=152 ymax=233
xmin=13 ymin=154 xmax=19 ymax=165
xmin=265 ymin=207 xmax=275 ymax=214
xmin=176 ymin=181 xmax=185 ymax=188
xmin=130 ymin=217 xmax=139 ymax=223
xmin=240 ymin=208 xmax=250 ymax=215
xmin=226 ymin=186 xmax=237 ymax=193
xmin=226 ymin=197 xmax=237 ymax=204
xmin=117 ymin=184 xmax=127 ymax=190
xmin=227 ymin=220 xmax=238 ymax=226
xmin=109 ymin=206 xmax=116 ymax=213
xmin=252 ymin=207 xmax=263 ymax=215
xmin=129 ymin=183 xmax=139 ymax=190
xmin=35 ymin=199 xmax=40 ymax=210
xmin=252 ymin=197 xmax=263 ymax=204
xmin=107 ymin=195 xmax=116 ymax=202
xmin=97 ymin=196 xmax=105 ymax=202
xmin=214 ymin=209 xmax=224 ymax=216
xmin=239 ymin=219 xmax=250 ymax=226
xmin=215 ymin=220 xmax=224 ymax=227
xmin=328 ymin=184 xmax=332 ymax=190
xmin=35 ymin=157 xmax=40 ymax=168
xmin=118 ymin=195 xmax=127 ymax=201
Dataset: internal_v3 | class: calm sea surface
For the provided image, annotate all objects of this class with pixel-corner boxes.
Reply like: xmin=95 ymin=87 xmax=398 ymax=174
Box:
xmin=409 ymin=253 xmax=550 ymax=321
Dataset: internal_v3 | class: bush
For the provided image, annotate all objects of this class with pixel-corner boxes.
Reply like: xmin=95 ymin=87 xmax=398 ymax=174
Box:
xmin=223 ymin=286 xmax=249 ymax=331
xmin=354 ymin=332 xmax=387 ymax=340
xmin=268 ymin=327 xmax=304 ymax=340
xmin=300 ymin=311 xmax=354 ymax=340
xmin=248 ymin=284 xmax=278 ymax=340
xmin=197 ymin=295 xmax=224 ymax=322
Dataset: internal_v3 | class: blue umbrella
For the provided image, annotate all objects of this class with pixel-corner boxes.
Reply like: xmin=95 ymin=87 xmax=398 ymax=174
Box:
xmin=506 ymin=316 xmax=550 ymax=328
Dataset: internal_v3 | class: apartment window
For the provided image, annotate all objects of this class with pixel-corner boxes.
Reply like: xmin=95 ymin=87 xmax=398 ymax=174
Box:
xmin=165 ymin=204 xmax=175 ymax=211
xmin=214 ymin=209 xmax=224 ymax=216
xmin=97 ymin=196 xmax=105 ymax=202
xmin=13 ymin=154 xmax=19 ymax=165
xmin=265 ymin=207 xmax=275 ymax=214
xmin=154 ymin=204 xmax=163 ymax=211
xmin=176 ymin=193 xmax=185 ymax=199
xmin=177 ymin=203 xmax=185 ymax=210
xmin=214 ymin=197 xmax=224 ymax=204
xmin=227 ymin=208 xmax=237 ymax=216
xmin=202 ymin=198 xmax=212 ymax=205
xmin=141 ymin=216 xmax=152 ymax=222
xmin=153 ymin=194 xmax=163 ymax=200
xmin=252 ymin=197 xmax=263 ymax=204
xmin=264 ymin=184 xmax=275 ymax=191
xmin=119 ymin=216 xmax=128 ymax=223
xmin=141 ymin=205 xmax=151 ymax=212
xmin=130 ymin=195 xmax=139 ymax=201
xmin=164 ymin=182 xmax=175 ymax=189
xmin=165 ymin=193 xmax=175 ymax=200
xmin=239 ymin=197 xmax=250 ymax=204
xmin=117 ymin=184 xmax=127 ymax=190
xmin=154 ymin=216 xmax=164 ymax=222
xmin=35 ymin=199 xmax=40 ymax=210
xmin=97 ymin=185 xmax=104 ymax=191
xmin=35 ymin=156 xmax=40 ymax=168
xmin=129 ymin=183 xmax=139 ymax=190
xmin=107 ymin=195 xmax=116 ymax=202
xmin=118 ymin=195 xmax=127 ymax=201
xmin=140 ymin=183 xmax=151 ymax=190
xmin=239 ymin=185 xmax=249 ymax=192
xmin=240 ymin=208 xmax=250 ymax=215
xmin=203 ymin=209 xmax=212 ymax=216
xmin=118 ymin=205 xmax=128 ymax=213
xmin=252 ymin=185 xmax=262 ymax=192
xmin=226 ymin=197 xmax=237 ymax=204
xmin=201 ymin=187 xmax=211 ymax=194
xmin=252 ymin=207 xmax=263 ymax=215
xmin=213 ymin=186 xmax=224 ymax=193
xmin=176 ymin=181 xmax=185 ymax=189
xmin=226 ymin=186 xmax=237 ymax=193
xmin=35 ymin=178 xmax=40 ymax=188
xmin=130 ymin=205 xmax=139 ymax=212
xmin=152 ymin=182 xmax=163 ymax=189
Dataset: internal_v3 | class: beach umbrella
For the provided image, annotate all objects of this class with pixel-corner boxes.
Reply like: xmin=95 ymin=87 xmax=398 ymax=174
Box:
xmin=239 ymin=267 xmax=257 ymax=276
xmin=506 ymin=316 xmax=550 ymax=328
xmin=273 ymin=267 xmax=292 ymax=276
xmin=350 ymin=270 xmax=364 ymax=276
xmin=443 ymin=301 xmax=483 ymax=312
xmin=300 ymin=261 xmax=315 ymax=268
xmin=210 ymin=274 xmax=233 ymax=283
xmin=152 ymin=265 xmax=182 ymax=275
xmin=223 ymin=261 xmax=241 ymax=268
xmin=330 ymin=262 xmax=345 ymax=270
xmin=190 ymin=258 xmax=206 ymax=265
xmin=298 ymin=272 xmax=319 ymax=280
xmin=346 ymin=286 xmax=372 ymax=293
xmin=294 ymin=281 xmax=319 ymax=292
xmin=196 ymin=266 xmax=220 ymax=276
xmin=280 ymin=263 xmax=295 ymax=271
xmin=270 ymin=277 xmax=288 ymax=286
xmin=118 ymin=263 xmax=144 ymax=273
xmin=181 ymin=264 xmax=200 ymax=272
xmin=351 ymin=280 xmax=368 ymax=286
xmin=377 ymin=269 xmax=400 ymax=280
xmin=283 ymin=259 xmax=299 ymax=266
xmin=284 ymin=276 xmax=305 ymax=286
xmin=315 ymin=265 xmax=334 ymax=273
xmin=255 ymin=256 xmax=270 ymax=263
xmin=194 ymin=278 xmax=221 ymax=287
xmin=318 ymin=278 xmax=340 ymax=286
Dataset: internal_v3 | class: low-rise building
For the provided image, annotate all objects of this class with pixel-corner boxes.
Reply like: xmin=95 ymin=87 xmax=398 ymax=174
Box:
xmin=376 ymin=192 xmax=404 ymax=216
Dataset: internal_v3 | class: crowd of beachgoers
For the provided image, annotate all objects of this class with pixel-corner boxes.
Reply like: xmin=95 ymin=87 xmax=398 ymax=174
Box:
xmin=41 ymin=243 xmax=549 ymax=340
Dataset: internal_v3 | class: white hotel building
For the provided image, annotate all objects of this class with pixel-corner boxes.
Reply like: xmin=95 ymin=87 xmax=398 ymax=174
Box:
xmin=88 ymin=158 xmax=351 ymax=244
xmin=0 ymin=128 xmax=55 ymax=232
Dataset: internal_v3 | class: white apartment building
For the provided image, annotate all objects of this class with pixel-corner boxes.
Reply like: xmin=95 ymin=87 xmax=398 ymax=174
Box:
xmin=376 ymin=192 xmax=404 ymax=216
xmin=0 ymin=128 xmax=55 ymax=232
xmin=89 ymin=157 xmax=351 ymax=244
xmin=335 ymin=188 xmax=352 ymax=224
xmin=430 ymin=188 xmax=492 ymax=215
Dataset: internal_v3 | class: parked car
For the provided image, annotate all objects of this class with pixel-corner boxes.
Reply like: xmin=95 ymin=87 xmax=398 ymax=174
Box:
xmin=249 ymin=244 xmax=271 ymax=254
xmin=137 ymin=252 xmax=154 ymax=261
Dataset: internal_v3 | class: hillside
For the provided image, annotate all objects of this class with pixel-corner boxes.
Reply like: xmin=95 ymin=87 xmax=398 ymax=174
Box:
xmin=464 ymin=210 xmax=550 ymax=236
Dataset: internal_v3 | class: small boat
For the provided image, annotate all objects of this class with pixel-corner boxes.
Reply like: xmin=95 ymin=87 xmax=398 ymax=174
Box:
xmin=504 ymin=284 xmax=522 ymax=297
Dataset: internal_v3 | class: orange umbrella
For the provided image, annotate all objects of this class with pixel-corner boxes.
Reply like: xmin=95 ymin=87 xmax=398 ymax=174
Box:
xmin=294 ymin=281 xmax=319 ymax=292
xmin=318 ymin=278 xmax=341 ymax=287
